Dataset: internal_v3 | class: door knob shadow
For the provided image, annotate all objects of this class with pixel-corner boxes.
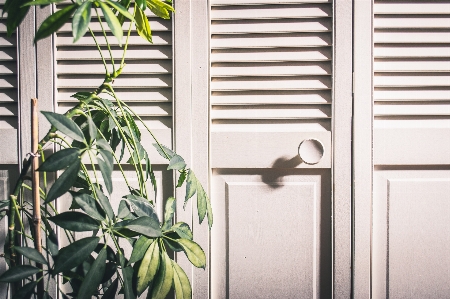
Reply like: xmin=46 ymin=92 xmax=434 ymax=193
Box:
xmin=261 ymin=155 xmax=303 ymax=189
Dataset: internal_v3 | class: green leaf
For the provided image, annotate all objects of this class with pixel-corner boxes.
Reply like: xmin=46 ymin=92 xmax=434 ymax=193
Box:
xmin=95 ymin=186 xmax=114 ymax=220
xmin=42 ymin=217 xmax=59 ymax=256
xmin=175 ymin=238 xmax=206 ymax=269
xmin=53 ymin=237 xmax=100 ymax=274
xmin=127 ymin=141 xmax=146 ymax=165
xmin=42 ymin=291 xmax=52 ymax=299
xmin=105 ymin=0 xmax=134 ymax=20
xmin=5 ymin=0 xmax=30 ymax=37
xmin=73 ymin=192 xmax=106 ymax=221
xmin=184 ymin=170 xmax=197 ymax=208
xmin=42 ymin=111 xmax=84 ymax=142
xmin=135 ymin=6 xmax=152 ymax=43
xmin=152 ymin=143 xmax=174 ymax=159
xmin=49 ymin=211 xmax=100 ymax=232
xmin=98 ymin=1 xmax=123 ymax=44
xmin=172 ymin=261 xmax=192 ymax=299
xmin=151 ymin=250 xmax=173 ymax=299
xmin=122 ymin=266 xmax=136 ymax=299
xmin=146 ymin=0 xmax=174 ymax=20
xmin=77 ymin=247 xmax=107 ymax=299
xmin=103 ymin=278 xmax=119 ymax=299
xmin=0 ymin=199 xmax=9 ymax=210
xmin=98 ymin=149 xmax=114 ymax=194
xmin=72 ymin=1 xmax=91 ymax=43
xmin=167 ymin=154 xmax=186 ymax=171
xmin=97 ymin=138 xmax=113 ymax=152
xmin=35 ymin=4 xmax=77 ymax=42
xmin=162 ymin=196 xmax=175 ymax=231
xmin=135 ymin=0 xmax=146 ymax=10
xmin=137 ymin=240 xmax=160 ymax=295
xmin=206 ymin=192 xmax=213 ymax=229
xmin=196 ymin=185 xmax=207 ymax=224
xmin=45 ymin=161 xmax=81 ymax=202
xmin=22 ymin=0 xmax=65 ymax=6
xmin=177 ymin=170 xmax=187 ymax=188
xmin=71 ymin=91 xmax=93 ymax=101
xmin=101 ymin=262 xmax=117 ymax=283
xmin=38 ymin=148 xmax=81 ymax=172
xmin=14 ymin=246 xmax=47 ymax=265
xmin=118 ymin=200 xmax=133 ymax=219
xmin=128 ymin=236 xmax=153 ymax=264
xmin=86 ymin=115 xmax=97 ymax=144
xmin=115 ymin=216 xmax=161 ymax=238
xmin=124 ymin=194 xmax=157 ymax=220
xmin=172 ymin=222 xmax=193 ymax=240
xmin=12 ymin=280 xmax=38 ymax=299
xmin=0 ymin=265 xmax=41 ymax=282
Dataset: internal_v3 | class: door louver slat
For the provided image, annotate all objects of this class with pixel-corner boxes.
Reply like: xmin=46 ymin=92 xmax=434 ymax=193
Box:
xmin=210 ymin=1 xmax=332 ymax=132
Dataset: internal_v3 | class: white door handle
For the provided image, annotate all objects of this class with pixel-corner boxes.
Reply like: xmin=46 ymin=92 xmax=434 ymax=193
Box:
xmin=298 ymin=139 xmax=324 ymax=165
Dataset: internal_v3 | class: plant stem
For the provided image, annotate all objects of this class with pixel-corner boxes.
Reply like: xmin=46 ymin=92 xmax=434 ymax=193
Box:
xmin=95 ymin=8 xmax=115 ymax=74
xmin=89 ymin=27 xmax=110 ymax=76
xmin=120 ymin=6 xmax=135 ymax=68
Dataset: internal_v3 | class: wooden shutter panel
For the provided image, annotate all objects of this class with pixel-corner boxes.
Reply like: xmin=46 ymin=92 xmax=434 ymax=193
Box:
xmin=55 ymin=4 xmax=172 ymax=163
xmin=210 ymin=0 xmax=332 ymax=133
xmin=0 ymin=0 xmax=18 ymax=164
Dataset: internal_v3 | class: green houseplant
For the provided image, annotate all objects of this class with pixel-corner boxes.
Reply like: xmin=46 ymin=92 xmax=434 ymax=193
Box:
xmin=0 ymin=0 xmax=212 ymax=298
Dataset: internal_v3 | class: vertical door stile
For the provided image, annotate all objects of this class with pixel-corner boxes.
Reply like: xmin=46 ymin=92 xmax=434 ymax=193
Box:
xmin=332 ymin=0 xmax=352 ymax=298
xmin=352 ymin=0 xmax=373 ymax=298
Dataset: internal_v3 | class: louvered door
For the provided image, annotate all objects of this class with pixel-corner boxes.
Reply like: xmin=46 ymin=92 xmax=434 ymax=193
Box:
xmin=355 ymin=1 xmax=450 ymax=297
xmin=209 ymin=1 xmax=334 ymax=298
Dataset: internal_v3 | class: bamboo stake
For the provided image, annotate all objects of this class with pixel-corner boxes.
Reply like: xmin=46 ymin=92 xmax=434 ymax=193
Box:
xmin=31 ymin=98 xmax=44 ymax=298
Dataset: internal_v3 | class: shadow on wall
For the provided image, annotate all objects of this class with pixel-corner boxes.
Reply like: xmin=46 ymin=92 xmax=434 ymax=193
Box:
xmin=261 ymin=155 xmax=303 ymax=189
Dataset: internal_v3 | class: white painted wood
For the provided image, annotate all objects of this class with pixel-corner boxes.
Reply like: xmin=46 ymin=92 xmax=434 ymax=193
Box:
xmin=211 ymin=77 xmax=331 ymax=90
xmin=374 ymin=16 xmax=450 ymax=28
xmin=211 ymin=4 xmax=331 ymax=19
xmin=211 ymin=62 xmax=331 ymax=76
xmin=211 ymin=105 xmax=331 ymax=119
xmin=374 ymin=89 xmax=450 ymax=101
xmin=374 ymin=3 xmax=450 ymax=14
xmin=211 ymin=33 xmax=332 ymax=48
xmin=374 ymin=103 xmax=450 ymax=116
xmin=211 ymin=90 xmax=331 ymax=104
xmin=211 ymin=19 xmax=331 ymax=33
xmin=212 ymin=0 xmax=331 ymax=4
xmin=374 ymin=45 xmax=450 ymax=58
xmin=211 ymin=48 xmax=331 ymax=62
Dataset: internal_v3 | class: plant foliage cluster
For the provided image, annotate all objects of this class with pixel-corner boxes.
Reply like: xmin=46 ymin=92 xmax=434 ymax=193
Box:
xmin=0 ymin=0 xmax=212 ymax=298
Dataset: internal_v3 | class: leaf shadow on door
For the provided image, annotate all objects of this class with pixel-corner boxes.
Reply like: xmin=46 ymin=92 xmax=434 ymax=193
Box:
xmin=261 ymin=155 xmax=303 ymax=188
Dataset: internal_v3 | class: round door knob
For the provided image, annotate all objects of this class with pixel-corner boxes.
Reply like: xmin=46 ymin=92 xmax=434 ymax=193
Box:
xmin=298 ymin=139 xmax=324 ymax=165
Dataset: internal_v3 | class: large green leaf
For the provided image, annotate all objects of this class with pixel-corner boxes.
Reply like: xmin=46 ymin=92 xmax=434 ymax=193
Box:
xmin=135 ymin=0 xmax=146 ymax=10
xmin=98 ymin=1 xmax=123 ymax=44
xmin=53 ymin=237 xmax=100 ymax=274
xmin=0 ymin=265 xmax=40 ymax=282
xmin=14 ymin=246 xmax=47 ymax=265
xmin=122 ymin=266 xmax=136 ymax=299
xmin=45 ymin=161 xmax=81 ymax=202
xmin=124 ymin=194 xmax=158 ymax=221
xmin=150 ymin=250 xmax=173 ymax=299
xmin=135 ymin=6 xmax=152 ymax=43
xmin=146 ymin=0 xmax=174 ymax=20
xmin=176 ymin=170 xmax=187 ymax=188
xmin=86 ymin=115 xmax=97 ymax=144
xmin=172 ymin=222 xmax=193 ymax=240
xmin=175 ymin=238 xmax=206 ymax=269
xmin=49 ymin=211 xmax=100 ymax=232
xmin=77 ymin=247 xmax=107 ymax=298
xmin=206 ymin=191 xmax=213 ymax=229
xmin=162 ymin=196 xmax=175 ymax=231
xmin=152 ymin=143 xmax=174 ymax=159
xmin=103 ymin=278 xmax=119 ymax=299
xmin=172 ymin=261 xmax=192 ymax=299
xmin=184 ymin=170 xmax=197 ymax=207
xmin=5 ymin=0 xmax=30 ymax=36
xmin=41 ymin=111 xmax=84 ymax=142
xmin=72 ymin=1 xmax=91 ymax=43
xmin=73 ymin=192 xmax=106 ymax=221
xmin=95 ymin=186 xmax=114 ymax=220
xmin=118 ymin=200 xmax=134 ymax=219
xmin=105 ymin=0 xmax=133 ymax=20
xmin=38 ymin=148 xmax=81 ymax=172
xmin=167 ymin=154 xmax=186 ymax=171
xmin=196 ymin=185 xmax=207 ymax=224
xmin=35 ymin=4 xmax=77 ymax=42
xmin=136 ymin=240 xmax=160 ymax=295
xmin=42 ymin=217 xmax=59 ymax=256
xmin=115 ymin=216 xmax=161 ymax=238
xmin=98 ymin=149 xmax=113 ymax=194
xmin=12 ymin=280 xmax=38 ymax=299
xmin=128 ymin=236 xmax=153 ymax=264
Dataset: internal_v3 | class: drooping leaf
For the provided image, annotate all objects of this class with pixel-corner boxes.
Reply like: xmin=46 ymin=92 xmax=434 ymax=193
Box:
xmin=122 ymin=266 xmax=136 ymax=299
xmin=135 ymin=6 xmax=152 ymax=43
xmin=104 ymin=0 xmax=133 ymax=20
xmin=42 ymin=291 xmax=52 ymax=299
xmin=103 ymin=278 xmax=119 ymax=299
xmin=97 ymin=138 xmax=113 ymax=152
xmin=127 ymin=141 xmax=146 ymax=165
xmin=150 ymin=249 xmax=173 ymax=299
xmin=172 ymin=222 xmax=193 ymax=240
xmin=45 ymin=161 xmax=81 ymax=202
xmin=167 ymin=154 xmax=186 ymax=171
xmin=37 ymin=148 xmax=81 ymax=172
xmin=12 ymin=280 xmax=38 ymax=299
xmin=77 ymin=247 xmax=107 ymax=299
xmin=98 ymin=1 xmax=123 ymax=44
xmin=163 ymin=233 xmax=183 ymax=252
xmin=41 ymin=111 xmax=84 ymax=142
xmin=177 ymin=170 xmax=187 ymax=188
xmin=5 ymin=0 xmax=30 ymax=37
xmin=101 ymin=262 xmax=117 ymax=284
xmin=86 ymin=115 xmax=97 ymax=144
xmin=206 ymin=192 xmax=213 ymax=229
xmin=73 ymin=192 xmax=106 ymax=221
xmin=124 ymin=194 xmax=157 ymax=221
xmin=14 ymin=246 xmax=47 ymax=265
xmin=136 ymin=240 xmax=160 ymax=295
xmin=35 ymin=4 xmax=77 ymax=42
xmin=0 ymin=265 xmax=40 ymax=282
xmin=94 ymin=186 xmax=114 ymax=220
xmin=152 ymin=143 xmax=174 ymax=159
xmin=135 ymin=0 xmax=146 ymax=10
xmin=53 ymin=237 xmax=100 ymax=274
xmin=42 ymin=217 xmax=59 ymax=256
xmin=72 ymin=1 xmax=91 ymax=43
xmin=118 ymin=200 xmax=133 ymax=219
xmin=0 ymin=199 xmax=9 ymax=210
xmin=128 ymin=236 xmax=153 ymax=264
xmin=98 ymin=149 xmax=114 ymax=194
xmin=184 ymin=170 xmax=197 ymax=207
xmin=115 ymin=216 xmax=161 ymax=238
xmin=71 ymin=91 xmax=93 ymax=102
xmin=162 ymin=196 xmax=175 ymax=231
xmin=196 ymin=185 xmax=207 ymax=224
xmin=175 ymin=238 xmax=206 ymax=269
xmin=49 ymin=211 xmax=100 ymax=232
xmin=172 ymin=261 xmax=192 ymax=299
xmin=146 ymin=0 xmax=174 ymax=20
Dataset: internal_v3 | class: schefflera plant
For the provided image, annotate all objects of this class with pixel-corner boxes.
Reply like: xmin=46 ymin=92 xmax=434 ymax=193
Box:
xmin=0 ymin=0 xmax=213 ymax=298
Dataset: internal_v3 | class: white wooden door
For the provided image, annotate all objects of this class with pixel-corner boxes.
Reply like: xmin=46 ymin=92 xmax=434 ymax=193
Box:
xmin=354 ymin=1 xmax=450 ymax=297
